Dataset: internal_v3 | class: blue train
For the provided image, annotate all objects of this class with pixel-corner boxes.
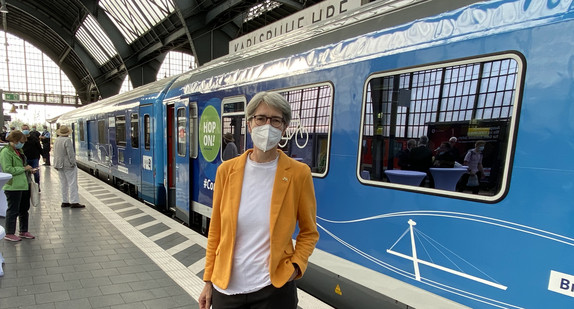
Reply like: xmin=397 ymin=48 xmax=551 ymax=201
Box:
xmin=56 ymin=0 xmax=574 ymax=307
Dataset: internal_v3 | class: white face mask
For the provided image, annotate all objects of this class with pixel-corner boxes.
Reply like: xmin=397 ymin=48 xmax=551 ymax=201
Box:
xmin=251 ymin=124 xmax=283 ymax=152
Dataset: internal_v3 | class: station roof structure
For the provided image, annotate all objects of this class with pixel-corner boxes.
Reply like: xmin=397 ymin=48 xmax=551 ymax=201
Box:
xmin=0 ymin=0 xmax=323 ymax=104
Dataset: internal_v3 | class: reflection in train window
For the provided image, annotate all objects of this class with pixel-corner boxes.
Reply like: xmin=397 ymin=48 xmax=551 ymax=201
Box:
xmin=79 ymin=120 xmax=85 ymax=142
xmin=118 ymin=149 xmax=124 ymax=164
xmin=222 ymin=97 xmax=246 ymax=157
xmin=144 ymin=114 xmax=150 ymax=150
xmin=279 ymin=83 xmax=333 ymax=176
xmin=177 ymin=107 xmax=186 ymax=157
xmin=98 ymin=120 xmax=107 ymax=144
xmin=359 ymin=54 xmax=523 ymax=199
xmin=189 ymin=103 xmax=198 ymax=159
xmin=131 ymin=113 xmax=138 ymax=148
xmin=116 ymin=115 xmax=126 ymax=146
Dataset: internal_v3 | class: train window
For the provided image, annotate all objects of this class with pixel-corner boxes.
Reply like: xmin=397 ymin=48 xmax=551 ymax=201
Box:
xmin=98 ymin=120 xmax=107 ymax=144
xmin=144 ymin=114 xmax=151 ymax=150
xmin=177 ymin=107 xmax=186 ymax=156
xmin=359 ymin=54 xmax=523 ymax=201
xmin=79 ymin=120 xmax=85 ymax=142
xmin=116 ymin=115 xmax=126 ymax=146
xmin=131 ymin=114 xmax=138 ymax=148
xmin=189 ymin=103 xmax=198 ymax=159
xmin=278 ymin=83 xmax=333 ymax=176
xmin=222 ymin=97 xmax=246 ymax=159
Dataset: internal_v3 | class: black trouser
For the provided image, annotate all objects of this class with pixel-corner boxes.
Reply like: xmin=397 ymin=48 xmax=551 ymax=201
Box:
xmin=212 ymin=281 xmax=298 ymax=309
xmin=4 ymin=189 xmax=31 ymax=234
xmin=42 ymin=145 xmax=51 ymax=164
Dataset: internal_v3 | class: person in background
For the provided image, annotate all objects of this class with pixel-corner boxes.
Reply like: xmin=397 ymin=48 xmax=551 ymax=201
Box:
xmin=408 ymin=136 xmax=433 ymax=173
xmin=221 ymin=132 xmax=238 ymax=161
xmin=408 ymin=136 xmax=434 ymax=187
xmin=40 ymin=125 xmax=51 ymax=166
xmin=21 ymin=124 xmax=43 ymax=192
xmin=0 ymin=126 xmax=8 ymax=142
xmin=53 ymin=125 xmax=85 ymax=208
xmin=199 ymin=91 xmax=319 ymax=309
xmin=433 ymin=141 xmax=455 ymax=168
xmin=30 ymin=125 xmax=41 ymax=139
xmin=458 ymin=140 xmax=486 ymax=194
xmin=0 ymin=130 xmax=37 ymax=241
xmin=398 ymin=139 xmax=416 ymax=170
xmin=448 ymin=136 xmax=461 ymax=164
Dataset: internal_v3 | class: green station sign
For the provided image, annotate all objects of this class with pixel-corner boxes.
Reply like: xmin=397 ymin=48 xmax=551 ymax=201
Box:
xmin=3 ymin=93 xmax=20 ymax=101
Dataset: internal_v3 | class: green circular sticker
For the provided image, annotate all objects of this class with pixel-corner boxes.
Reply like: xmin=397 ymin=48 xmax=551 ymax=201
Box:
xmin=199 ymin=105 xmax=221 ymax=162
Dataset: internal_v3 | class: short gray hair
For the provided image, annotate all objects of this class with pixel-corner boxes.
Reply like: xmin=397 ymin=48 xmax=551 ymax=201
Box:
xmin=418 ymin=135 xmax=429 ymax=146
xmin=246 ymin=92 xmax=292 ymax=126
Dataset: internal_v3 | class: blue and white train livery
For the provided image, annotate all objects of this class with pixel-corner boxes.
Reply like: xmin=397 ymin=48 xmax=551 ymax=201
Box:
xmin=57 ymin=0 xmax=574 ymax=308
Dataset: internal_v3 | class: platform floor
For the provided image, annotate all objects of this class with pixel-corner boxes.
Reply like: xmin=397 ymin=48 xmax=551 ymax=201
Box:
xmin=0 ymin=165 xmax=332 ymax=309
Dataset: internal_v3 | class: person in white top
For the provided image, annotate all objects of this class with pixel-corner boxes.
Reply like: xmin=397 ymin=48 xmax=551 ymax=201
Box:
xmin=199 ymin=92 xmax=319 ymax=309
xmin=459 ymin=140 xmax=486 ymax=194
xmin=52 ymin=125 xmax=85 ymax=208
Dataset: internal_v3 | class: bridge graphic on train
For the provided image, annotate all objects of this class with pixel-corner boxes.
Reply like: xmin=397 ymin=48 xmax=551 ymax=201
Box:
xmin=387 ymin=219 xmax=507 ymax=290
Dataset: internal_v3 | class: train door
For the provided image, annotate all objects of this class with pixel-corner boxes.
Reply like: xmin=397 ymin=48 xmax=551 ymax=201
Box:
xmin=167 ymin=104 xmax=175 ymax=211
xmin=173 ymin=100 xmax=191 ymax=224
xmin=128 ymin=111 xmax=141 ymax=192
xmin=187 ymin=102 xmax=202 ymax=232
xmin=139 ymin=105 xmax=156 ymax=207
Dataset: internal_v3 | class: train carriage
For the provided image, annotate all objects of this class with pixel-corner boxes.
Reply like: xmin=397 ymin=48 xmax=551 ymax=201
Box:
xmin=58 ymin=76 xmax=180 ymax=210
xmin=56 ymin=0 xmax=574 ymax=308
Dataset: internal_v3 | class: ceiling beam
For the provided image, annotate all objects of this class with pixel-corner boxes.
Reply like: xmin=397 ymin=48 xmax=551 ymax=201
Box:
xmin=205 ymin=0 xmax=245 ymax=25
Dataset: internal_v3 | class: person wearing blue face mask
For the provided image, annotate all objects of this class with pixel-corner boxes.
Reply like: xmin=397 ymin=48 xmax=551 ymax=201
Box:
xmin=458 ymin=140 xmax=486 ymax=194
xmin=39 ymin=125 xmax=51 ymax=166
xmin=21 ymin=124 xmax=43 ymax=191
xmin=199 ymin=91 xmax=319 ymax=309
xmin=0 ymin=130 xmax=37 ymax=241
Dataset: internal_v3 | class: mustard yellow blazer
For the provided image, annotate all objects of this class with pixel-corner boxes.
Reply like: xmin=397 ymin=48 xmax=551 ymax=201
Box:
xmin=203 ymin=149 xmax=319 ymax=289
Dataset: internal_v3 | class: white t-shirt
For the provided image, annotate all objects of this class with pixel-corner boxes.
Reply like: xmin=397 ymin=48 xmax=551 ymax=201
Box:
xmin=214 ymin=154 xmax=278 ymax=295
xmin=464 ymin=149 xmax=483 ymax=173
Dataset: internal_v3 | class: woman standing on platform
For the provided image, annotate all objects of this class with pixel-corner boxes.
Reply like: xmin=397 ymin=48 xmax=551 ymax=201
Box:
xmin=199 ymin=92 xmax=319 ymax=309
xmin=21 ymin=124 xmax=43 ymax=191
xmin=0 ymin=130 xmax=37 ymax=241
